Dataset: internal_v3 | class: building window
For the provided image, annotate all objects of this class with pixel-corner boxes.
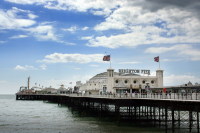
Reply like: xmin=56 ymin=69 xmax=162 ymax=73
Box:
xmin=133 ymin=80 xmax=137 ymax=84
xmin=142 ymin=80 xmax=146 ymax=84
xmin=115 ymin=80 xmax=118 ymax=83
xmin=95 ymin=84 xmax=96 ymax=86
xmin=151 ymin=80 xmax=155 ymax=84
xmin=124 ymin=80 xmax=128 ymax=84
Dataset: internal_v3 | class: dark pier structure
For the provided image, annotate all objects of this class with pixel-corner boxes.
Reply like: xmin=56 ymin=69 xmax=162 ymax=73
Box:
xmin=16 ymin=94 xmax=200 ymax=133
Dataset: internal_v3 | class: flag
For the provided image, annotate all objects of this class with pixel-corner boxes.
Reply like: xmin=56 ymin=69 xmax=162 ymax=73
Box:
xmin=103 ymin=55 xmax=110 ymax=61
xmin=154 ymin=56 xmax=159 ymax=62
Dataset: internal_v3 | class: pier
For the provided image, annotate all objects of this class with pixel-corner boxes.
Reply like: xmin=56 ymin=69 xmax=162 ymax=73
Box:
xmin=16 ymin=92 xmax=200 ymax=133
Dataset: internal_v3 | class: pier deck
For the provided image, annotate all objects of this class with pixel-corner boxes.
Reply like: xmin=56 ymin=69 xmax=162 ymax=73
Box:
xmin=16 ymin=93 xmax=200 ymax=133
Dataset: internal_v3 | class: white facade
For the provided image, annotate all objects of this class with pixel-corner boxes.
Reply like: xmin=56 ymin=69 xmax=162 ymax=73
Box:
xmin=79 ymin=69 xmax=164 ymax=93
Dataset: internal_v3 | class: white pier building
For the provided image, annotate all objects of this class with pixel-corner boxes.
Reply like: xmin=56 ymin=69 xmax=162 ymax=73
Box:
xmin=79 ymin=68 xmax=163 ymax=94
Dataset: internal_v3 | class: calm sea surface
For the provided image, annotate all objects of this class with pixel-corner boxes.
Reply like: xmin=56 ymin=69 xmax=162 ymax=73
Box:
xmin=0 ymin=95 xmax=164 ymax=133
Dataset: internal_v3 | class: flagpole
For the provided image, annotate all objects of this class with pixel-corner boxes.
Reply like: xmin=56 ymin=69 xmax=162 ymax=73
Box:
xmin=159 ymin=56 xmax=160 ymax=69
xmin=110 ymin=59 xmax=111 ymax=68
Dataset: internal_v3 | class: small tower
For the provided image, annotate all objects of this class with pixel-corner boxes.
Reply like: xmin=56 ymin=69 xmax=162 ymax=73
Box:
xmin=156 ymin=70 xmax=164 ymax=88
xmin=107 ymin=69 xmax=114 ymax=93
xmin=107 ymin=68 xmax=114 ymax=77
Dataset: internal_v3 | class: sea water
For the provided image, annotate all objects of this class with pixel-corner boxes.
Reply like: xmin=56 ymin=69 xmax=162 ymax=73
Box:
xmin=0 ymin=95 xmax=164 ymax=133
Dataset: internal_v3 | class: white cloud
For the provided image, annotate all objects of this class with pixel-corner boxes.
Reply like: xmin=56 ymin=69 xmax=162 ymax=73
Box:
xmin=81 ymin=26 xmax=89 ymax=30
xmin=145 ymin=44 xmax=200 ymax=61
xmin=14 ymin=65 xmax=37 ymax=71
xmin=87 ymin=27 xmax=163 ymax=48
xmin=5 ymin=0 xmax=46 ymax=5
xmin=81 ymin=36 xmax=93 ymax=40
xmin=91 ymin=8 xmax=113 ymax=16
xmin=165 ymin=74 xmax=200 ymax=86
xmin=14 ymin=64 xmax=48 ymax=70
xmin=26 ymin=24 xmax=59 ymax=41
xmin=39 ymin=64 xmax=47 ymax=70
xmin=9 ymin=34 xmax=28 ymax=39
xmin=0 ymin=7 xmax=36 ymax=30
xmin=5 ymin=0 xmax=122 ymax=15
xmin=0 ymin=7 xmax=66 ymax=44
xmin=28 ymin=13 xmax=38 ymax=19
xmin=62 ymin=26 xmax=78 ymax=33
xmin=145 ymin=44 xmax=191 ymax=54
xmin=4 ymin=1 xmax=200 ymax=49
xmin=91 ymin=3 xmax=200 ymax=48
xmin=87 ymin=24 xmax=200 ymax=48
xmin=39 ymin=53 xmax=104 ymax=63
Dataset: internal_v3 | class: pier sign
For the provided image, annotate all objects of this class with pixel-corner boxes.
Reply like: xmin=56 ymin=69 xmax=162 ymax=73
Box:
xmin=119 ymin=69 xmax=150 ymax=75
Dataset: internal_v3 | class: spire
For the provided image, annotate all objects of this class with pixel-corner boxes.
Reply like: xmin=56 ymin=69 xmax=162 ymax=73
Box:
xmin=27 ymin=76 xmax=30 ymax=89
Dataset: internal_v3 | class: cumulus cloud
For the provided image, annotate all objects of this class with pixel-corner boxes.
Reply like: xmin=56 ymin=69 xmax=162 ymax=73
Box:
xmin=90 ymin=1 xmax=200 ymax=48
xmin=5 ymin=0 xmax=121 ymax=14
xmin=14 ymin=64 xmax=48 ymax=70
xmin=0 ymin=7 xmax=66 ymax=44
xmin=5 ymin=0 xmax=200 ymax=17
xmin=0 ymin=7 xmax=36 ymax=30
xmin=62 ymin=26 xmax=78 ymax=33
xmin=132 ymin=0 xmax=200 ymax=16
xmin=9 ymin=34 xmax=28 ymax=39
xmin=14 ymin=65 xmax=37 ymax=71
xmin=145 ymin=44 xmax=200 ymax=61
xmin=62 ymin=26 xmax=89 ymax=33
xmin=145 ymin=44 xmax=191 ymax=54
xmin=4 ymin=0 xmax=200 ymax=48
xmin=26 ymin=24 xmax=59 ymax=41
xmin=87 ymin=26 xmax=165 ymax=48
xmin=81 ymin=26 xmax=89 ymax=30
xmin=81 ymin=36 xmax=93 ymax=40
xmin=39 ymin=53 xmax=104 ymax=63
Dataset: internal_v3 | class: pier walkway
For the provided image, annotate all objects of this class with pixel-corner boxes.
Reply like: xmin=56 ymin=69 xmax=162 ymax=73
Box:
xmin=16 ymin=93 xmax=200 ymax=133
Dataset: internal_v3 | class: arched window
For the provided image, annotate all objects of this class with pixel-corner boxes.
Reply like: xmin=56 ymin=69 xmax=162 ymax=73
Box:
xmin=124 ymin=80 xmax=128 ymax=84
xmin=115 ymin=80 xmax=118 ymax=83
xmin=142 ymin=80 xmax=146 ymax=84
xmin=133 ymin=80 xmax=137 ymax=84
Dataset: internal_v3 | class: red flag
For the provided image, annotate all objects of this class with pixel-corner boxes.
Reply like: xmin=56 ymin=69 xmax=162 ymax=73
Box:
xmin=154 ymin=56 xmax=159 ymax=62
xmin=103 ymin=55 xmax=110 ymax=61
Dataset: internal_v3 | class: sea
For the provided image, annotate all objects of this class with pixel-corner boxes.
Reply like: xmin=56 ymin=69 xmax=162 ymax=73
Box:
xmin=0 ymin=95 xmax=165 ymax=133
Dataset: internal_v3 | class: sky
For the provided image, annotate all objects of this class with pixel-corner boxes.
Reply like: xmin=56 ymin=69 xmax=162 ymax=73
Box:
xmin=1 ymin=0 xmax=200 ymax=94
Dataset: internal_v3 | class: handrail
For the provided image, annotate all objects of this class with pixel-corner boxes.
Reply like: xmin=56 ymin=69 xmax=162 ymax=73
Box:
xmin=62 ymin=92 xmax=200 ymax=101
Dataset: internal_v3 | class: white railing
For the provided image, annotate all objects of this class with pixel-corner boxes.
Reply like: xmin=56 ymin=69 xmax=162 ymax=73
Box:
xmin=64 ymin=92 xmax=200 ymax=101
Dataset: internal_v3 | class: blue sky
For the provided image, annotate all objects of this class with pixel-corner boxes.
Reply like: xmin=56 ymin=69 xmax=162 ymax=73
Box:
xmin=1 ymin=0 xmax=200 ymax=94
